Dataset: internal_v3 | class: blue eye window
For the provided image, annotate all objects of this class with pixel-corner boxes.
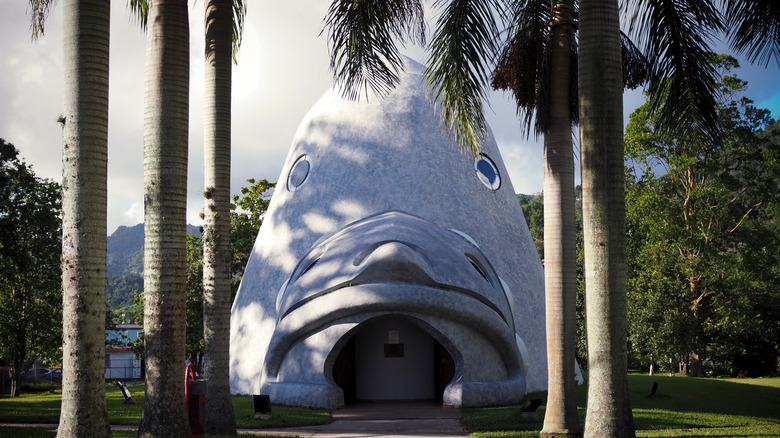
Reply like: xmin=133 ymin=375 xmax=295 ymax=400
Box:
xmin=475 ymin=154 xmax=500 ymax=191
xmin=288 ymin=155 xmax=310 ymax=192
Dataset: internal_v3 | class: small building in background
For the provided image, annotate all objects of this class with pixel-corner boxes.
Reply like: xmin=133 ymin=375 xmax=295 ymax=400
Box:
xmin=105 ymin=323 xmax=142 ymax=380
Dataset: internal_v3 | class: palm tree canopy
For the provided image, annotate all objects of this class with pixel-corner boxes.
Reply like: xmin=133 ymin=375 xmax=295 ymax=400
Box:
xmin=322 ymin=0 xmax=426 ymax=101
xmin=623 ymin=0 xmax=723 ymax=141
xmin=424 ymin=0 xmax=506 ymax=154
xmin=492 ymin=0 xmax=649 ymax=138
xmin=724 ymin=0 xmax=780 ymax=67
xmin=27 ymin=0 xmax=57 ymax=40
xmin=131 ymin=0 xmax=247 ymax=62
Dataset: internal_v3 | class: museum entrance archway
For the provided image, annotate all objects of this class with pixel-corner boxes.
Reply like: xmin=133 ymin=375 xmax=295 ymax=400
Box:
xmin=333 ymin=317 xmax=454 ymax=404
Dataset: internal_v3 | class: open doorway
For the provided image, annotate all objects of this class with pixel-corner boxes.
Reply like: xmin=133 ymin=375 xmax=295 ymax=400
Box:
xmin=332 ymin=317 xmax=455 ymax=404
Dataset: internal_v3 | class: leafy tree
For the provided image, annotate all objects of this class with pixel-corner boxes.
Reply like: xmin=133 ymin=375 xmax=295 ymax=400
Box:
xmin=519 ymin=194 xmax=545 ymax=257
xmin=229 ymin=178 xmax=275 ymax=296
xmin=625 ymin=56 xmax=780 ymax=377
xmin=106 ymin=274 xmax=144 ymax=309
xmin=519 ymin=193 xmax=588 ymax=368
xmin=186 ymin=234 xmax=205 ymax=371
xmin=183 ymin=179 xmax=275 ymax=369
xmin=0 ymin=139 xmax=62 ymax=398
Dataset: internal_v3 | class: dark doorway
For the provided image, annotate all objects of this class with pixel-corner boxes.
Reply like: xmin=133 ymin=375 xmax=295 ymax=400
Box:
xmin=434 ymin=340 xmax=455 ymax=402
xmin=333 ymin=324 xmax=456 ymax=404
xmin=333 ymin=336 xmax=356 ymax=404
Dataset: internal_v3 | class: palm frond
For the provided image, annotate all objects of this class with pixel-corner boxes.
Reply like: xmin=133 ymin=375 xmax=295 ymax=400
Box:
xmin=129 ymin=0 xmax=149 ymax=31
xmin=323 ymin=0 xmax=426 ymax=101
xmin=425 ymin=0 xmax=506 ymax=154
xmin=623 ymin=0 xmax=723 ymax=142
xmin=492 ymin=0 xmax=550 ymax=137
xmin=621 ymin=31 xmax=651 ymax=90
xmin=232 ymin=0 xmax=247 ymax=64
xmin=724 ymin=0 xmax=780 ymax=67
xmin=28 ymin=0 xmax=57 ymax=40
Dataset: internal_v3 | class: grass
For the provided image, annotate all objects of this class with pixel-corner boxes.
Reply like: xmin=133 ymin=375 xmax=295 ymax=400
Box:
xmin=462 ymin=375 xmax=780 ymax=438
xmin=2 ymin=375 xmax=779 ymax=437
xmin=0 ymin=381 xmax=328 ymax=437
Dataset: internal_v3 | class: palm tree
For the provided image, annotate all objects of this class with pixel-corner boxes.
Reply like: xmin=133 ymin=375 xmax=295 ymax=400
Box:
xmin=326 ymin=0 xmax=774 ymax=434
xmin=28 ymin=0 xmax=113 ymax=436
xmin=577 ymin=0 xmax=634 ymax=435
xmin=538 ymin=3 xmax=579 ymax=435
xmin=202 ymin=0 xmax=245 ymax=434
xmin=134 ymin=0 xmax=191 ymax=436
xmin=492 ymin=0 xmax=581 ymax=434
xmin=724 ymin=0 xmax=780 ymax=68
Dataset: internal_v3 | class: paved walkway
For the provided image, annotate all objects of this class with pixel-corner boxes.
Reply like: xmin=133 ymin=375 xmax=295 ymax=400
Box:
xmin=241 ymin=401 xmax=467 ymax=437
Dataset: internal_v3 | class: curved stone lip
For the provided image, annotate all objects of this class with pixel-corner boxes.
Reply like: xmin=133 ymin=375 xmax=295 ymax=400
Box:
xmin=276 ymin=210 xmax=514 ymax=328
xmin=263 ymin=283 xmax=522 ymax=379
xmin=279 ymin=279 xmax=510 ymax=326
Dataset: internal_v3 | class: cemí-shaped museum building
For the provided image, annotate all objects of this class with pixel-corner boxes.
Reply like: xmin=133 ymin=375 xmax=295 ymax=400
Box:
xmin=229 ymin=58 xmax=549 ymax=409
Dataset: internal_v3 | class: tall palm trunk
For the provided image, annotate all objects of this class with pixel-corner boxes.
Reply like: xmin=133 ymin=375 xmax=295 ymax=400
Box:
xmin=541 ymin=2 xmax=580 ymax=436
xmin=137 ymin=1 xmax=190 ymax=437
xmin=203 ymin=0 xmax=237 ymax=434
xmin=57 ymin=1 xmax=112 ymax=436
xmin=578 ymin=0 xmax=635 ymax=436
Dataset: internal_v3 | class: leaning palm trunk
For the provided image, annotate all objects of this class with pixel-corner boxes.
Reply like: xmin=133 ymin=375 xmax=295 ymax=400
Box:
xmin=137 ymin=1 xmax=191 ymax=437
xmin=540 ymin=2 xmax=580 ymax=436
xmin=578 ymin=0 xmax=635 ymax=436
xmin=57 ymin=1 xmax=112 ymax=436
xmin=203 ymin=0 xmax=237 ymax=434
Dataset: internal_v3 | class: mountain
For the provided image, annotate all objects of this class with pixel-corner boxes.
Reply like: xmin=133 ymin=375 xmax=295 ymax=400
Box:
xmin=106 ymin=223 xmax=201 ymax=309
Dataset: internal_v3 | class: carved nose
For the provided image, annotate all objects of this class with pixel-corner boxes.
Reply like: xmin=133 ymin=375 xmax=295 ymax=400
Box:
xmin=353 ymin=241 xmax=434 ymax=284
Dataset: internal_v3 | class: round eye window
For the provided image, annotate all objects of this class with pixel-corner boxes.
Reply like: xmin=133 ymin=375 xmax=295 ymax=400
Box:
xmin=475 ymin=154 xmax=500 ymax=190
xmin=287 ymin=155 xmax=310 ymax=191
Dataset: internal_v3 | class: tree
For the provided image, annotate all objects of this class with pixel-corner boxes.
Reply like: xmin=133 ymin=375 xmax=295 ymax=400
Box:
xmin=202 ymin=0 xmax=246 ymax=433
xmin=625 ymin=56 xmax=780 ymax=377
xmin=539 ymin=4 xmax=578 ymax=434
xmin=724 ymin=0 xmax=780 ymax=68
xmin=320 ymin=2 xmax=729 ymax=435
xmin=185 ymin=178 xmax=275 ymax=372
xmin=578 ymin=0 xmax=635 ymax=435
xmin=0 ymin=140 xmax=62 ymax=398
xmin=229 ymin=178 xmax=275 ymax=295
xmin=29 ymin=0 xmax=115 ymax=435
xmin=135 ymin=0 xmax=191 ymax=436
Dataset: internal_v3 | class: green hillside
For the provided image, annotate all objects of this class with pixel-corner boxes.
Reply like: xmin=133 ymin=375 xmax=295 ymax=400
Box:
xmin=106 ymin=223 xmax=201 ymax=309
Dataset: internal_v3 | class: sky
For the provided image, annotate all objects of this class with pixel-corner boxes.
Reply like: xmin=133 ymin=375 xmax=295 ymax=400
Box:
xmin=2 ymin=1 xmax=779 ymax=235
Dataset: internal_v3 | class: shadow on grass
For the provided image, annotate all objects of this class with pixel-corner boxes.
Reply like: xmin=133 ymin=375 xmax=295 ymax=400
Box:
xmin=628 ymin=375 xmax=780 ymax=430
xmin=462 ymin=375 xmax=780 ymax=437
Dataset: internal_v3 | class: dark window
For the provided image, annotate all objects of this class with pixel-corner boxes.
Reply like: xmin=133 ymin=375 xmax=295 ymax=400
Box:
xmin=475 ymin=154 xmax=500 ymax=190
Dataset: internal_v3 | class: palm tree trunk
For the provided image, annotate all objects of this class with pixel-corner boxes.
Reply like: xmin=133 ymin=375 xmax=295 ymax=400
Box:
xmin=138 ymin=1 xmax=190 ymax=437
xmin=203 ymin=0 xmax=237 ymax=435
xmin=57 ymin=1 xmax=112 ymax=436
xmin=540 ymin=2 xmax=580 ymax=437
xmin=578 ymin=0 xmax=635 ymax=436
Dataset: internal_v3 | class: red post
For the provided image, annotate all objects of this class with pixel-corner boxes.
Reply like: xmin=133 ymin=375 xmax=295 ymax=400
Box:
xmin=185 ymin=364 xmax=205 ymax=438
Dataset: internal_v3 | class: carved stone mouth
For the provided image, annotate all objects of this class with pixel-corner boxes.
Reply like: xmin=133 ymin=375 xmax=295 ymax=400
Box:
xmin=274 ymin=211 xmax=515 ymax=328
xmin=263 ymin=211 xmax=525 ymax=382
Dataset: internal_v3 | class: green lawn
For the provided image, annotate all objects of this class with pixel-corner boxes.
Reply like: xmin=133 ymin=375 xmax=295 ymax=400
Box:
xmin=2 ymin=375 xmax=779 ymax=437
xmin=463 ymin=375 xmax=780 ymax=438
xmin=0 ymin=381 xmax=327 ymax=437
